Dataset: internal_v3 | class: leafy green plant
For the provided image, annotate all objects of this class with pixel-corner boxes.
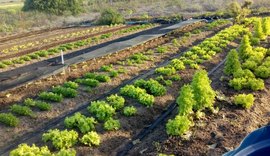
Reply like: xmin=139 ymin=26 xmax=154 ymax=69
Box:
xmin=39 ymin=92 xmax=63 ymax=102
xmin=138 ymin=93 xmax=155 ymax=107
xmin=84 ymin=73 xmax=97 ymax=79
xmin=156 ymin=46 xmax=168 ymax=53
xmin=95 ymin=74 xmax=111 ymax=82
xmin=166 ymin=115 xmax=192 ymax=136
xmin=64 ymin=113 xmax=97 ymax=133
xmin=120 ymin=85 xmax=146 ymax=99
xmin=254 ymin=18 xmax=266 ymax=40
xmin=177 ymin=85 xmax=195 ymax=116
xmin=255 ymin=65 xmax=270 ymax=79
xmin=170 ymin=75 xmax=181 ymax=81
xmin=55 ymin=148 xmax=76 ymax=156
xmin=76 ymin=78 xmax=100 ymax=87
xmin=0 ymin=113 xmax=19 ymax=127
xmin=10 ymin=144 xmax=51 ymax=156
xmin=23 ymin=98 xmax=36 ymax=107
xmin=35 ymin=101 xmax=52 ymax=111
xmin=103 ymin=118 xmax=120 ymax=131
xmin=155 ymin=67 xmax=176 ymax=76
xmin=0 ymin=62 xmax=7 ymax=68
xmin=123 ymin=106 xmax=137 ymax=116
xmin=234 ymin=94 xmax=254 ymax=109
xmin=100 ymin=64 xmax=113 ymax=72
xmin=191 ymin=70 xmax=216 ymax=111
xmin=224 ymin=49 xmax=241 ymax=75
xmin=106 ymin=94 xmax=125 ymax=110
xmin=52 ymin=86 xmax=77 ymax=98
xmin=239 ymin=35 xmax=253 ymax=61
xmin=10 ymin=105 xmax=35 ymax=117
xmin=134 ymin=79 xmax=166 ymax=96
xmin=109 ymin=70 xmax=119 ymax=78
xmin=169 ymin=59 xmax=185 ymax=71
xmin=87 ymin=101 xmax=115 ymax=121
xmin=63 ymin=81 xmax=79 ymax=89
xmin=80 ymin=131 xmax=100 ymax=147
xmin=42 ymin=129 xmax=78 ymax=149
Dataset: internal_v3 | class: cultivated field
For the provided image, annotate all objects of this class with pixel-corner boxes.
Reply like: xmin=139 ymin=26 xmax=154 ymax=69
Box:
xmin=0 ymin=1 xmax=270 ymax=156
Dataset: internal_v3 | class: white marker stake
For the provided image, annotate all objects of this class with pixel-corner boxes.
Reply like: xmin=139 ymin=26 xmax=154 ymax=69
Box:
xmin=61 ymin=50 xmax=64 ymax=64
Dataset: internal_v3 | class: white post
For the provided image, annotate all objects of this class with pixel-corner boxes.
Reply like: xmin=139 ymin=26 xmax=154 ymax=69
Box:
xmin=61 ymin=50 xmax=64 ymax=65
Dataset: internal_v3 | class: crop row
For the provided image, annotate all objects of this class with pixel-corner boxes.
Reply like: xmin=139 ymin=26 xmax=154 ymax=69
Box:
xmin=0 ymin=24 xmax=124 ymax=54
xmin=0 ymin=24 xmax=155 ymax=69
xmin=165 ymin=17 xmax=270 ymax=139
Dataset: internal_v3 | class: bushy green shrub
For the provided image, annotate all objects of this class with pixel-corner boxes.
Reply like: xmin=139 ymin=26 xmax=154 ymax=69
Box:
xmin=123 ymin=106 xmax=137 ymax=116
xmin=95 ymin=74 xmax=111 ymax=82
xmin=120 ymin=85 xmax=146 ymax=99
xmin=234 ymin=94 xmax=254 ymax=109
xmin=80 ymin=131 xmax=100 ymax=147
xmin=254 ymin=18 xmax=266 ymax=40
xmin=169 ymin=59 xmax=185 ymax=71
xmin=76 ymin=78 xmax=100 ymax=87
xmin=10 ymin=144 xmax=51 ymax=156
xmin=224 ymin=49 xmax=241 ymax=75
xmin=155 ymin=67 xmax=176 ymax=76
xmin=87 ymin=101 xmax=115 ymax=121
xmin=63 ymin=81 xmax=79 ymax=89
xmin=191 ymin=70 xmax=216 ymax=111
xmin=106 ymin=94 xmax=125 ymax=110
xmin=109 ymin=70 xmax=119 ymax=78
xmin=39 ymin=92 xmax=63 ymax=102
xmin=103 ymin=118 xmax=120 ymax=131
xmin=134 ymin=79 xmax=166 ymax=96
xmin=35 ymin=101 xmax=51 ymax=111
xmin=55 ymin=149 xmax=76 ymax=156
xmin=239 ymin=35 xmax=253 ymax=61
xmin=0 ymin=113 xmax=19 ymax=127
xmin=10 ymin=105 xmax=34 ymax=117
xmin=98 ymin=8 xmax=124 ymax=25
xmin=42 ymin=129 xmax=78 ymax=149
xmin=52 ymin=86 xmax=77 ymax=98
xmin=65 ymin=113 xmax=97 ymax=133
xmin=138 ymin=93 xmax=155 ymax=107
xmin=177 ymin=85 xmax=195 ymax=116
xmin=166 ymin=115 xmax=192 ymax=136
xmin=23 ymin=0 xmax=84 ymax=15
xmin=156 ymin=46 xmax=168 ymax=53
xmin=255 ymin=65 xmax=270 ymax=79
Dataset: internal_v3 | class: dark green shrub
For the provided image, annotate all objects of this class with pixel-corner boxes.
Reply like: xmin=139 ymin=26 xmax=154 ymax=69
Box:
xmin=106 ymin=94 xmax=125 ymax=110
xmin=10 ymin=105 xmax=34 ymax=117
xmin=52 ymin=86 xmax=77 ymax=98
xmin=39 ymin=92 xmax=63 ymax=102
xmin=23 ymin=0 xmax=84 ymax=15
xmin=103 ymin=118 xmax=120 ymax=131
xmin=98 ymin=8 xmax=124 ymax=25
xmin=123 ymin=106 xmax=137 ymax=116
xmin=234 ymin=94 xmax=254 ymax=109
xmin=0 ymin=113 xmax=19 ymax=127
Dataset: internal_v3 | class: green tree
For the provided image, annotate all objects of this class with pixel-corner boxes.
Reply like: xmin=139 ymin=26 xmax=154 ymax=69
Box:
xmin=98 ymin=8 xmax=125 ymax=25
xmin=23 ymin=0 xmax=84 ymax=15
xmin=191 ymin=70 xmax=216 ymax=111
xmin=227 ymin=0 xmax=252 ymax=24
xmin=224 ymin=49 xmax=242 ymax=75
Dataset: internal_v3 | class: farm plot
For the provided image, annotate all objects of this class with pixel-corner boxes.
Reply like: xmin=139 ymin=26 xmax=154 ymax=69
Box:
xmin=124 ymin=17 xmax=270 ymax=156
xmin=0 ymin=19 xmax=244 ymax=155
xmin=0 ymin=24 xmax=156 ymax=72
xmin=0 ymin=20 xmax=207 ymax=104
